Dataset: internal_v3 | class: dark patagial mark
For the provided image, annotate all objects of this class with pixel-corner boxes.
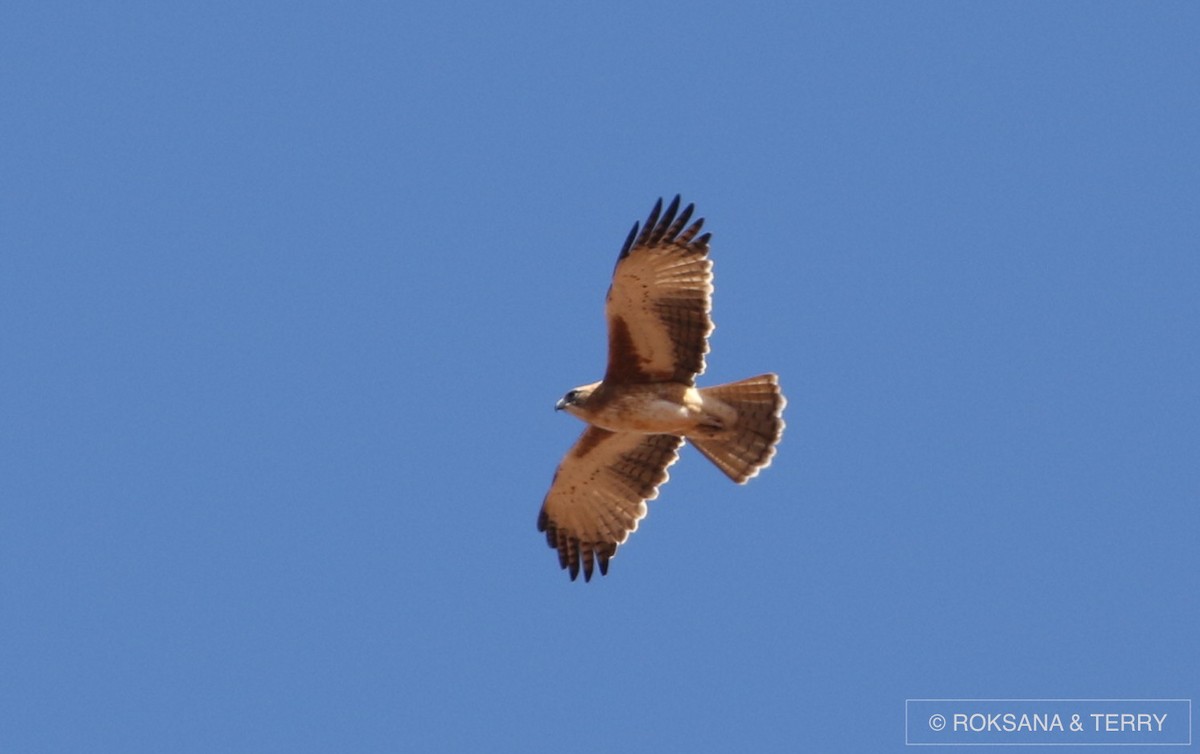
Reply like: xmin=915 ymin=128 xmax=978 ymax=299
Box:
xmin=605 ymin=315 xmax=653 ymax=383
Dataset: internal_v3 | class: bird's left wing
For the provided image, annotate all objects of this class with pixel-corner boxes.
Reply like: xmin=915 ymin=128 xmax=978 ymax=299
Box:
xmin=537 ymin=427 xmax=684 ymax=581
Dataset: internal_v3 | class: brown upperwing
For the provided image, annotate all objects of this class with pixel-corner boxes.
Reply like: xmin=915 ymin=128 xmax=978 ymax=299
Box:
xmin=537 ymin=426 xmax=684 ymax=581
xmin=603 ymin=196 xmax=714 ymax=386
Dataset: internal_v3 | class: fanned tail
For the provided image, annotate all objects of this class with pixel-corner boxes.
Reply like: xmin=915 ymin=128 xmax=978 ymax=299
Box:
xmin=689 ymin=374 xmax=786 ymax=483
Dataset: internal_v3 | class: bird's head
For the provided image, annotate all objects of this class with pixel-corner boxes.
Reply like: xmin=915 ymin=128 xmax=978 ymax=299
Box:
xmin=555 ymin=382 xmax=599 ymax=417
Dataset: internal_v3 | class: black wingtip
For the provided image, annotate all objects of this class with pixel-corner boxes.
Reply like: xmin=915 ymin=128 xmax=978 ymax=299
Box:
xmin=649 ymin=195 xmax=681 ymax=245
xmin=580 ymin=543 xmax=592 ymax=582
xmin=616 ymin=194 xmax=706 ymax=268
xmin=638 ymin=197 xmax=664 ymax=246
xmin=666 ymin=194 xmax=682 ymax=218
xmin=674 ymin=201 xmax=695 ymax=235
xmin=617 ymin=221 xmax=640 ymax=261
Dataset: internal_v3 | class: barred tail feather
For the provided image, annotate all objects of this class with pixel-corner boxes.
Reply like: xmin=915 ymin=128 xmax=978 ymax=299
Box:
xmin=690 ymin=374 xmax=786 ymax=484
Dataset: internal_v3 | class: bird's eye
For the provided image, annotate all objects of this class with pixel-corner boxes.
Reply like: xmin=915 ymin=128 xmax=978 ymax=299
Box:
xmin=566 ymin=390 xmax=578 ymax=402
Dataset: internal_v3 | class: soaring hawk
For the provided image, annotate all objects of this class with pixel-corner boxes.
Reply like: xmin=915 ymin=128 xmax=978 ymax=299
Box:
xmin=537 ymin=196 xmax=787 ymax=581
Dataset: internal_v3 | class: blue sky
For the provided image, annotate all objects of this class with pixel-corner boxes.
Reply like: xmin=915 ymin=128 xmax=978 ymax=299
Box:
xmin=2 ymin=2 xmax=1197 ymax=752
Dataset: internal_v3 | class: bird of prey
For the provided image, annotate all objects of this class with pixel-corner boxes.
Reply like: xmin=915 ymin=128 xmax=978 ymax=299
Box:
xmin=538 ymin=196 xmax=786 ymax=581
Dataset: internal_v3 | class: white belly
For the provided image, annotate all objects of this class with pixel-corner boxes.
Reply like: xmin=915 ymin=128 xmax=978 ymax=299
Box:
xmin=588 ymin=389 xmax=705 ymax=434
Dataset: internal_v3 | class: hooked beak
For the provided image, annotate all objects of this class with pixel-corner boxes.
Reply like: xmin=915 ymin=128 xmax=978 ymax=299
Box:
xmin=555 ymin=398 xmax=567 ymax=411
